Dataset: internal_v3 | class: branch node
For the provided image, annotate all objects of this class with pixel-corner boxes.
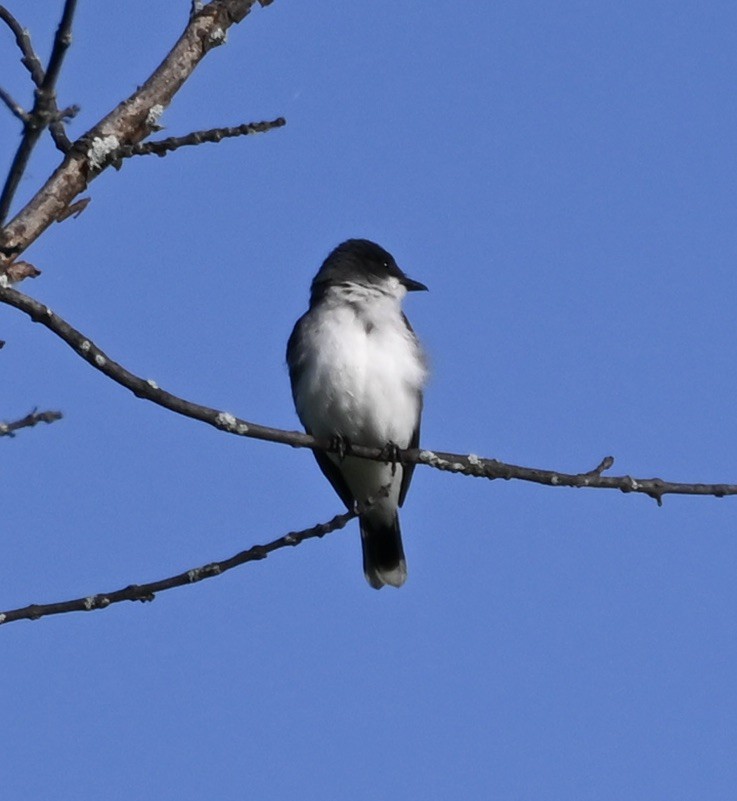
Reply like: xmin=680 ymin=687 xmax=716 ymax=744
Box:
xmin=586 ymin=455 xmax=615 ymax=477
xmin=124 ymin=585 xmax=155 ymax=603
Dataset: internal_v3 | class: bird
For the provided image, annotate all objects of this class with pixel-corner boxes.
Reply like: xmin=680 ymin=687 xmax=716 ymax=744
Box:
xmin=287 ymin=239 xmax=428 ymax=589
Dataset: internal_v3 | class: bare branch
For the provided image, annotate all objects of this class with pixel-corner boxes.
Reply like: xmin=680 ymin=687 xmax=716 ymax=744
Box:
xmin=0 ymin=505 xmax=361 ymax=625
xmin=1 ymin=283 xmax=734 ymax=504
xmin=0 ymin=85 xmax=28 ymax=122
xmin=0 ymin=0 xmax=276 ymax=263
xmin=41 ymin=0 xmax=77 ymax=93
xmin=119 ymin=118 xmax=286 ymax=159
xmin=48 ymin=106 xmax=78 ymax=154
xmin=0 ymin=6 xmax=78 ymax=154
xmin=0 ymin=0 xmax=79 ymax=226
xmin=39 ymin=3 xmax=78 ymax=154
xmin=0 ymin=408 xmax=62 ymax=437
xmin=408 ymin=450 xmax=735 ymax=506
xmin=0 ymin=6 xmax=46 ymax=86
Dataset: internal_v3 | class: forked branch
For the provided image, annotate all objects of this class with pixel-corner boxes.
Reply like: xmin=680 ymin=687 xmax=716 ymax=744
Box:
xmin=0 ymin=0 xmax=79 ymax=225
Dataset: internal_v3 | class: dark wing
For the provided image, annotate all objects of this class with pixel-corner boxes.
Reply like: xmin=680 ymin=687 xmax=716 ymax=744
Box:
xmin=311 ymin=443 xmax=356 ymax=511
xmin=287 ymin=315 xmax=356 ymax=511
xmin=286 ymin=313 xmax=307 ymax=396
xmin=399 ymin=394 xmax=422 ymax=507
xmin=398 ymin=311 xmax=424 ymax=507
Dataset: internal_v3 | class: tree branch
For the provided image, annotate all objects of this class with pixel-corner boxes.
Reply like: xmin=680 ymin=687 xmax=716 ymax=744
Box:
xmin=0 ymin=408 xmax=62 ymax=437
xmin=0 ymin=5 xmax=77 ymax=154
xmin=0 ymin=504 xmax=361 ymax=626
xmin=0 ymin=6 xmax=46 ymax=86
xmin=0 ymin=0 xmax=276 ymax=263
xmin=0 ymin=0 xmax=78 ymax=226
xmin=118 ymin=118 xmax=286 ymax=159
xmin=1 ymin=283 xmax=734 ymax=504
xmin=0 ymin=85 xmax=28 ymax=122
xmin=48 ymin=106 xmax=78 ymax=155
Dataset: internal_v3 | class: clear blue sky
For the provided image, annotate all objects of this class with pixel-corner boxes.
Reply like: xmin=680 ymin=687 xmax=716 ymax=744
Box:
xmin=3 ymin=2 xmax=737 ymax=798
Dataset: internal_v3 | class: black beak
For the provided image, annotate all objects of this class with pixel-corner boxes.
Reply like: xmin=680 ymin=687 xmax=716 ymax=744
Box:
xmin=402 ymin=276 xmax=429 ymax=292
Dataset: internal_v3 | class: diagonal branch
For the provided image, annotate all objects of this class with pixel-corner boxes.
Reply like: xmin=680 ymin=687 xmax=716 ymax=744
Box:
xmin=0 ymin=6 xmax=46 ymax=85
xmin=48 ymin=108 xmax=77 ymax=155
xmin=0 ymin=504 xmax=361 ymax=625
xmin=0 ymin=0 xmax=276 ymax=263
xmin=0 ymin=408 xmax=63 ymax=437
xmin=1 ymin=282 xmax=736 ymax=505
xmin=36 ymin=1 xmax=78 ymax=154
xmin=119 ymin=118 xmax=286 ymax=159
xmin=0 ymin=85 xmax=28 ymax=122
xmin=0 ymin=0 xmax=78 ymax=226
xmin=41 ymin=0 xmax=77 ymax=93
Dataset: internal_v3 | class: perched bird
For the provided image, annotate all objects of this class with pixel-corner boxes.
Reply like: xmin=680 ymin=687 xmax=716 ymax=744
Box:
xmin=287 ymin=239 xmax=428 ymax=588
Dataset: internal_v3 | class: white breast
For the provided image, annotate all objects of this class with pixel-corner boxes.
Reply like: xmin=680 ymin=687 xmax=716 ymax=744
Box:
xmin=293 ymin=289 xmax=426 ymax=449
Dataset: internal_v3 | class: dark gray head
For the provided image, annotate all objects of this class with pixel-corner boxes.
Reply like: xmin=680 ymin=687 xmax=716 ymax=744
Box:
xmin=310 ymin=239 xmax=428 ymax=303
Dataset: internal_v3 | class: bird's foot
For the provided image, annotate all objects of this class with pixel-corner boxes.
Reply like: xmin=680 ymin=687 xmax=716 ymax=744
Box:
xmin=330 ymin=434 xmax=352 ymax=461
xmin=379 ymin=441 xmax=402 ymax=476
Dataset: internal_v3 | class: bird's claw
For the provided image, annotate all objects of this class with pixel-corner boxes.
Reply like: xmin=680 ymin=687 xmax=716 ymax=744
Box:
xmin=330 ymin=434 xmax=352 ymax=461
xmin=379 ymin=441 xmax=402 ymax=476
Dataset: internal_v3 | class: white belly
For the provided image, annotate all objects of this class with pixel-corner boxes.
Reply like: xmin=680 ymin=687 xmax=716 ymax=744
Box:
xmin=293 ymin=302 xmax=426 ymax=448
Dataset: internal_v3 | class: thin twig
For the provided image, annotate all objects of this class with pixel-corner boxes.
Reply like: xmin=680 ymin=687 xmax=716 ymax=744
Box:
xmin=0 ymin=408 xmax=62 ymax=437
xmin=48 ymin=107 xmax=77 ymax=153
xmin=0 ymin=6 xmax=46 ymax=85
xmin=41 ymin=0 xmax=77 ymax=91
xmin=1 ymin=282 xmax=735 ymax=505
xmin=0 ymin=0 xmax=78 ymax=226
xmin=120 ymin=118 xmax=286 ymax=159
xmin=0 ymin=504 xmax=363 ymax=625
xmin=0 ymin=86 xmax=28 ymax=122
xmin=41 ymin=2 xmax=78 ymax=153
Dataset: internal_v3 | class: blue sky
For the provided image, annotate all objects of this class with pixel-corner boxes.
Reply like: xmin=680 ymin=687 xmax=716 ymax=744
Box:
xmin=2 ymin=1 xmax=737 ymax=798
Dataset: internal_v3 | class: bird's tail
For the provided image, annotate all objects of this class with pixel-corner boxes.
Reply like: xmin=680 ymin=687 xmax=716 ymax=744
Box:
xmin=359 ymin=513 xmax=407 ymax=589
